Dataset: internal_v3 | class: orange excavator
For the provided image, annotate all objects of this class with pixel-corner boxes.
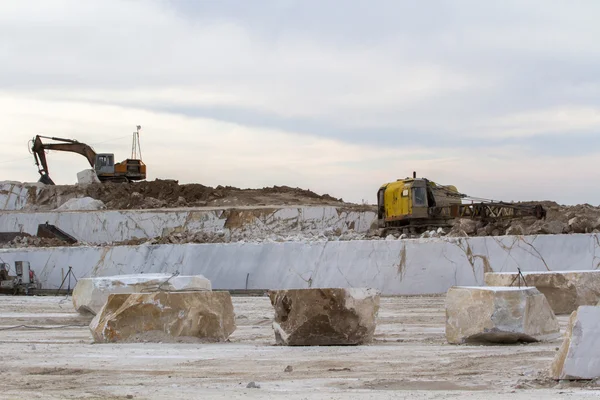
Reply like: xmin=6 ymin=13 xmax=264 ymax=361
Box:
xmin=30 ymin=126 xmax=146 ymax=185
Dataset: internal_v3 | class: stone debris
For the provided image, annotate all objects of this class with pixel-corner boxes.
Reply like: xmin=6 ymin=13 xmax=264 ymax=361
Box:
xmin=72 ymin=274 xmax=212 ymax=315
xmin=2 ymin=235 xmax=74 ymax=248
xmin=551 ymin=306 xmax=600 ymax=380
xmin=445 ymin=286 xmax=560 ymax=344
xmin=484 ymin=271 xmax=600 ymax=314
xmin=444 ymin=202 xmax=600 ymax=238
xmin=55 ymin=197 xmax=106 ymax=211
xmin=90 ymin=291 xmax=235 ymax=343
xmin=269 ymin=288 xmax=380 ymax=346
xmin=121 ymin=229 xmax=373 ymax=246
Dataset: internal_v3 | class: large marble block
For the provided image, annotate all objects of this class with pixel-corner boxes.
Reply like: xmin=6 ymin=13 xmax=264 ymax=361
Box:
xmin=445 ymin=286 xmax=560 ymax=344
xmin=485 ymin=270 xmax=600 ymax=314
xmin=90 ymin=291 xmax=235 ymax=343
xmin=72 ymin=273 xmax=211 ymax=315
xmin=551 ymin=306 xmax=600 ymax=380
xmin=269 ymin=288 xmax=380 ymax=346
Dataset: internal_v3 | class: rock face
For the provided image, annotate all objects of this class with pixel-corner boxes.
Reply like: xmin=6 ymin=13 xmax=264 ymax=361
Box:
xmin=484 ymin=271 xmax=600 ymax=314
xmin=90 ymin=291 xmax=235 ymax=343
xmin=269 ymin=288 xmax=380 ymax=346
xmin=72 ymin=274 xmax=212 ymax=315
xmin=551 ymin=306 xmax=600 ymax=380
xmin=445 ymin=286 xmax=560 ymax=344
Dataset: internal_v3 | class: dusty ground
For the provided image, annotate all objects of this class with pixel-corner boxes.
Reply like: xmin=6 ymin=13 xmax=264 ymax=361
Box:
xmin=0 ymin=295 xmax=598 ymax=399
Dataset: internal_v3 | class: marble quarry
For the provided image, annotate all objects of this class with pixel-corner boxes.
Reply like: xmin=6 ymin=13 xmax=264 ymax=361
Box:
xmin=0 ymin=206 xmax=376 ymax=244
xmin=3 ymin=233 xmax=600 ymax=295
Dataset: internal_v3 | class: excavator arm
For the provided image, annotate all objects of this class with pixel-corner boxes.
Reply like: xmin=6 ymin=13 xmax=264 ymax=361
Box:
xmin=31 ymin=135 xmax=97 ymax=185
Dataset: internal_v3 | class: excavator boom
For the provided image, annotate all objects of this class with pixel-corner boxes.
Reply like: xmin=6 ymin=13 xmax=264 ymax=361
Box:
xmin=31 ymin=135 xmax=98 ymax=184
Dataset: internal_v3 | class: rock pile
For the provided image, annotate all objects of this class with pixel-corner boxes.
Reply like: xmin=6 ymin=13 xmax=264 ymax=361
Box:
xmin=447 ymin=202 xmax=600 ymax=237
xmin=2 ymin=235 xmax=74 ymax=248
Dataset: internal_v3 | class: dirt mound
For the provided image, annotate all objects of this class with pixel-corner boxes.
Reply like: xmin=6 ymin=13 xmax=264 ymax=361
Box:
xmin=28 ymin=180 xmax=348 ymax=210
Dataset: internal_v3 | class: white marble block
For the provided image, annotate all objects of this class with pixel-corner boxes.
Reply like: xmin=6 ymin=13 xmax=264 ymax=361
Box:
xmin=551 ymin=306 xmax=600 ymax=380
xmin=485 ymin=270 xmax=600 ymax=314
xmin=446 ymin=286 xmax=560 ymax=344
xmin=72 ymin=273 xmax=212 ymax=315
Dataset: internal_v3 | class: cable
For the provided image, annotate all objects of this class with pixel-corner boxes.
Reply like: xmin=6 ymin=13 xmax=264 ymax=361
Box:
xmin=89 ymin=135 xmax=131 ymax=146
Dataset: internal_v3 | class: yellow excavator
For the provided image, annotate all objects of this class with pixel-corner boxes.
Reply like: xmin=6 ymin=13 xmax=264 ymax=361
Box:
xmin=377 ymin=172 xmax=546 ymax=234
xmin=30 ymin=126 xmax=146 ymax=185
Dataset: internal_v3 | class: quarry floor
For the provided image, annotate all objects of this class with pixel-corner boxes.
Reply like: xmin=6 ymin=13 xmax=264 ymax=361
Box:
xmin=0 ymin=296 xmax=599 ymax=399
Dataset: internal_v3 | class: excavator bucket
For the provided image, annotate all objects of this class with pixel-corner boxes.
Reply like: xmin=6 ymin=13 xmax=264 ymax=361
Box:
xmin=38 ymin=174 xmax=55 ymax=185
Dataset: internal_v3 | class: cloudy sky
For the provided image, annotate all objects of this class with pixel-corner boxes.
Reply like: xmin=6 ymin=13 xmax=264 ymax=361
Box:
xmin=1 ymin=0 xmax=600 ymax=204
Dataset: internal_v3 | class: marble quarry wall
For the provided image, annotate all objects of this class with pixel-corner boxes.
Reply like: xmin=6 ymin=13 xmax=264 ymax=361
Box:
xmin=0 ymin=181 xmax=41 ymax=211
xmin=0 ymin=206 xmax=377 ymax=244
xmin=1 ymin=233 xmax=599 ymax=294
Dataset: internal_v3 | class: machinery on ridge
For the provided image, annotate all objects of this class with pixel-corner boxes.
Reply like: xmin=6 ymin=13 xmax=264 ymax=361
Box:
xmin=0 ymin=261 xmax=40 ymax=295
xmin=30 ymin=126 xmax=146 ymax=184
xmin=377 ymin=172 xmax=547 ymax=235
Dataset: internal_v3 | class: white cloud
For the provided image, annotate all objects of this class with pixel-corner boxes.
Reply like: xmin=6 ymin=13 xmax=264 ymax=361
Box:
xmin=3 ymin=93 xmax=599 ymax=205
xmin=478 ymin=107 xmax=600 ymax=138
xmin=1 ymin=0 xmax=600 ymax=204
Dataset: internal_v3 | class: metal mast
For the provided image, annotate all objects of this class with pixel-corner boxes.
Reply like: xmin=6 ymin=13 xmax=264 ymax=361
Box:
xmin=131 ymin=125 xmax=142 ymax=160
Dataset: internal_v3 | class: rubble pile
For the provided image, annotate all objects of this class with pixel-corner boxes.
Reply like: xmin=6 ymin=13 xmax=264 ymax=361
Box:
xmin=23 ymin=179 xmax=351 ymax=211
xmin=127 ymin=229 xmax=372 ymax=246
xmin=3 ymin=235 xmax=75 ymax=248
xmin=446 ymin=202 xmax=600 ymax=237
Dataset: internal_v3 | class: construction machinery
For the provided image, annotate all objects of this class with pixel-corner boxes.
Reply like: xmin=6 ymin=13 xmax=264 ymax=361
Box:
xmin=0 ymin=261 xmax=41 ymax=295
xmin=377 ymin=172 xmax=546 ymax=234
xmin=30 ymin=126 xmax=146 ymax=184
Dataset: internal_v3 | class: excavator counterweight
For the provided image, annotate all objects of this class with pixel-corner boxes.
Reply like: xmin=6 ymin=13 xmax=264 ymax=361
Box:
xmin=30 ymin=132 xmax=146 ymax=184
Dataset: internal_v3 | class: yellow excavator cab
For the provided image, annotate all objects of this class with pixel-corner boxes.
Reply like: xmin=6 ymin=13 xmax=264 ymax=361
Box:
xmin=377 ymin=174 xmax=463 ymax=229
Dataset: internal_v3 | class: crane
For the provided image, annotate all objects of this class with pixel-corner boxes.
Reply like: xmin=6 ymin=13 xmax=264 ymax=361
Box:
xmin=377 ymin=172 xmax=546 ymax=234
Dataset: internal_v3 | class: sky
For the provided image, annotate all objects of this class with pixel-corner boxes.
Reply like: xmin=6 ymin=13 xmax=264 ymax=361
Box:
xmin=1 ymin=0 xmax=600 ymax=205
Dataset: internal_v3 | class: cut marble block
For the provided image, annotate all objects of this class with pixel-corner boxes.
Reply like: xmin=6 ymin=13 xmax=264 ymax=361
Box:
xmin=72 ymin=273 xmax=211 ymax=315
xmin=90 ymin=291 xmax=235 ymax=343
xmin=269 ymin=288 xmax=380 ymax=346
xmin=445 ymin=286 xmax=560 ymax=344
xmin=485 ymin=270 xmax=600 ymax=314
xmin=76 ymin=169 xmax=100 ymax=185
xmin=551 ymin=306 xmax=600 ymax=380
